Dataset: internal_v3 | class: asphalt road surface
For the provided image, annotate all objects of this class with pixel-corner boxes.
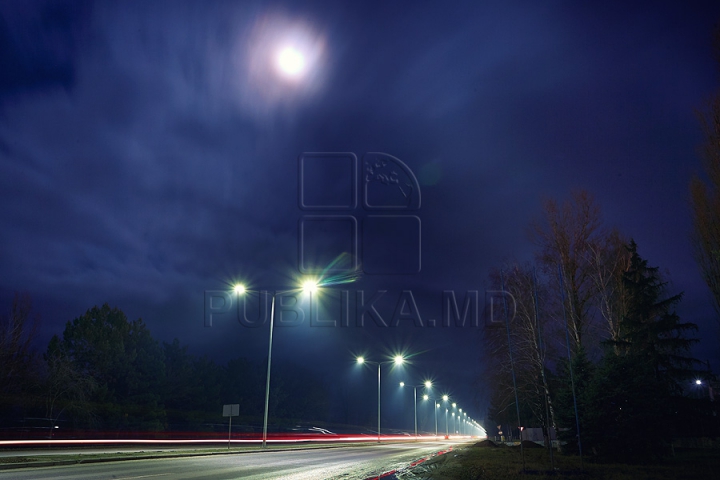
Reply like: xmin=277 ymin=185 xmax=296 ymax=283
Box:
xmin=0 ymin=440 xmax=467 ymax=479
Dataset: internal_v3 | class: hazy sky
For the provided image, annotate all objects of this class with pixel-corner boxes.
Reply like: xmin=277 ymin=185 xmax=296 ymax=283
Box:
xmin=2 ymin=0 xmax=720 ymax=427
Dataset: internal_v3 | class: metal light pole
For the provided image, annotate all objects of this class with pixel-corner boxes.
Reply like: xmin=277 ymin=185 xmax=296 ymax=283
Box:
xmin=259 ymin=280 xmax=317 ymax=449
xmin=441 ymin=395 xmax=450 ymax=438
xmin=445 ymin=408 xmax=449 ymax=437
xmin=357 ymin=355 xmax=405 ymax=443
xmin=400 ymin=380 xmax=431 ymax=440
xmin=377 ymin=363 xmax=381 ymax=443
xmin=423 ymin=395 xmax=440 ymax=438
xmin=261 ymin=292 xmax=277 ymax=449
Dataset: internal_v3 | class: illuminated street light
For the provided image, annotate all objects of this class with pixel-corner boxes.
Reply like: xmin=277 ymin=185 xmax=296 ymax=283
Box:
xmin=302 ymin=279 xmax=318 ymax=294
xmin=440 ymin=395 xmax=451 ymax=438
xmin=400 ymin=380 xmax=432 ymax=440
xmin=355 ymin=354 xmax=406 ymax=443
xmin=423 ymin=387 xmax=451 ymax=439
xmin=422 ymin=395 xmax=440 ymax=438
xmin=235 ymin=279 xmax=317 ymax=449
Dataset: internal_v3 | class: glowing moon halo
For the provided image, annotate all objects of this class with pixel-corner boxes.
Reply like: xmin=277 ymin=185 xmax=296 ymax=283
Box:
xmin=276 ymin=47 xmax=306 ymax=78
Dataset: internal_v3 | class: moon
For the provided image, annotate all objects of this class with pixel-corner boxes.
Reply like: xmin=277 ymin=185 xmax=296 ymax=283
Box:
xmin=276 ymin=47 xmax=306 ymax=78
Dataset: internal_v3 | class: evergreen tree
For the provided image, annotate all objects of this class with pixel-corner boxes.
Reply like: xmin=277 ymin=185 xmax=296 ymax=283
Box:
xmin=614 ymin=240 xmax=700 ymax=391
xmin=573 ymin=241 xmax=703 ymax=461
xmin=553 ymin=346 xmax=594 ymax=454
xmin=60 ymin=304 xmax=166 ymax=430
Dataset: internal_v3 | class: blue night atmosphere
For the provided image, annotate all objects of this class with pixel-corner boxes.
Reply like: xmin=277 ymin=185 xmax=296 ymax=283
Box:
xmin=2 ymin=1 xmax=720 ymax=476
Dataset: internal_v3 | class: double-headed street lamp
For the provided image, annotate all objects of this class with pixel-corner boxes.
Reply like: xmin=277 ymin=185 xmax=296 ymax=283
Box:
xmin=234 ymin=279 xmax=318 ymax=448
xmin=356 ymin=355 xmax=405 ymax=443
xmin=422 ymin=394 xmax=440 ymax=438
xmin=399 ymin=380 xmax=432 ymax=439
xmin=441 ymin=395 xmax=450 ymax=437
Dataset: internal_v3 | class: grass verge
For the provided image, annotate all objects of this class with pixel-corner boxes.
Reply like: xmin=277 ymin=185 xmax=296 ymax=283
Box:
xmin=399 ymin=440 xmax=720 ymax=479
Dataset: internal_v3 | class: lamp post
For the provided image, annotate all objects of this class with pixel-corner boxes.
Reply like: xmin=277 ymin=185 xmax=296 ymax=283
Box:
xmin=236 ymin=280 xmax=318 ymax=449
xmin=400 ymin=380 xmax=432 ymax=439
xmin=442 ymin=395 xmax=450 ymax=438
xmin=451 ymin=403 xmax=457 ymax=434
xmin=422 ymin=394 xmax=440 ymax=438
xmin=445 ymin=408 xmax=449 ymax=437
xmin=356 ymin=355 xmax=405 ymax=443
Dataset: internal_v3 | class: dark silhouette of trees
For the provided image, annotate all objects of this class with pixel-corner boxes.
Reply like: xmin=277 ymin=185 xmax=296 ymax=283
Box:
xmin=0 ymin=293 xmax=41 ymax=424
xmin=43 ymin=335 xmax=97 ymax=433
xmin=557 ymin=242 xmax=702 ymax=461
xmin=58 ymin=304 xmax=166 ymax=430
xmin=690 ymin=27 xmax=720 ymax=349
xmin=487 ymin=187 xmax=711 ymax=463
xmin=532 ymin=190 xmax=603 ymax=351
xmin=613 ymin=241 xmax=700 ymax=387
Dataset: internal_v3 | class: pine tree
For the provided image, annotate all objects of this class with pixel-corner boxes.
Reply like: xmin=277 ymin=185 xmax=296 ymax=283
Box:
xmin=583 ymin=241 xmax=703 ymax=461
xmin=615 ymin=240 xmax=700 ymax=390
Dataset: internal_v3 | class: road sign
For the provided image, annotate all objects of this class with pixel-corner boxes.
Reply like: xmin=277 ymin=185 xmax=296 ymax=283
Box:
xmin=223 ymin=404 xmax=239 ymax=417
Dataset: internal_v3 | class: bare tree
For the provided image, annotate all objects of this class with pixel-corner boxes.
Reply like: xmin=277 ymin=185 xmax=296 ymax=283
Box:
xmin=484 ymin=264 xmax=557 ymax=441
xmin=43 ymin=335 xmax=97 ymax=434
xmin=0 ymin=293 xmax=40 ymax=405
xmin=531 ymin=190 xmax=602 ymax=351
xmin=691 ymin=89 xmax=720 ymax=346
xmin=587 ymin=228 xmax=631 ymax=343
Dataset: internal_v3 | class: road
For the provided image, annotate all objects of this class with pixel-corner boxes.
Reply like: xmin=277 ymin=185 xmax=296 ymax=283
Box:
xmin=0 ymin=440 xmax=467 ymax=479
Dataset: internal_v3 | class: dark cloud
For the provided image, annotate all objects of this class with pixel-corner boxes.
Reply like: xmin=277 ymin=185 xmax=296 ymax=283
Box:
xmin=0 ymin=0 xmax=89 ymax=97
xmin=1 ymin=0 xmax=720 ymax=424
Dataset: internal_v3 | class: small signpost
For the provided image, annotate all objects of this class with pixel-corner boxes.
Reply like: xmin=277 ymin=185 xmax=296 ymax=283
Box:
xmin=223 ymin=404 xmax=239 ymax=449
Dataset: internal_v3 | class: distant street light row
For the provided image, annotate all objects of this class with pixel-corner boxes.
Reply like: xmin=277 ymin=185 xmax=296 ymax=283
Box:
xmin=356 ymin=354 xmax=482 ymax=439
xmin=231 ymin=280 xmax=483 ymax=443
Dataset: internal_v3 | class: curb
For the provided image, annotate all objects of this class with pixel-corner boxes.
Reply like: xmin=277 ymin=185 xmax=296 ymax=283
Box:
xmin=363 ymin=445 xmax=454 ymax=480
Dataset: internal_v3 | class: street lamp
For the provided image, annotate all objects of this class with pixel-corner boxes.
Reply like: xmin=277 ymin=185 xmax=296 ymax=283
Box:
xmin=236 ymin=279 xmax=317 ymax=448
xmin=445 ymin=408 xmax=449 ymax=437
xmin=422 ymin=395 xmax=440 ymax=438
xmin=441 ymin=395 xmax=450 ymax=438
xmin=400 ymin=380 xmax=432 ymax=439
xmin=356 ymin=355 xmax=405 ymax=443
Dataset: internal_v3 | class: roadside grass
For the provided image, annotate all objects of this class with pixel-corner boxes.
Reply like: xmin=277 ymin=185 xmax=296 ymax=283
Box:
xmin=400 ymin=441 xmax=720 ymax=480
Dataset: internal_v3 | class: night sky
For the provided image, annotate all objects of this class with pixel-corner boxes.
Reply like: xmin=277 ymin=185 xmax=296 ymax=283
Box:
xmin=2 ymin=0 xmax=720 ymax=429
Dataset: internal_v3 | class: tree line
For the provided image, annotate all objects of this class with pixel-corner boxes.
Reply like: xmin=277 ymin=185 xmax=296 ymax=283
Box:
xmin=483 ymin=192 xmax=717 ymax=462
xmin=484 ymin=29 xmax=720 ymax=463
xmin=0 ymin=300 xmax=329 ymax=437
